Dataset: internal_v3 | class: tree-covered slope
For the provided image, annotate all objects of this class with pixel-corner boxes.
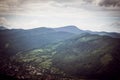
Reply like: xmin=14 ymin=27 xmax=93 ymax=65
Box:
xmin=5 ymin=33 xmax=120 ymax=79
xmin=52 ymin=34 xmax=120 ymax=78
xmin=0 ymin=26 xmax=120 ymax=80
xmin=0 ymin=26 xmax=120 ymax=55
xmin=0 ymin=27 xmax=75 ymax=55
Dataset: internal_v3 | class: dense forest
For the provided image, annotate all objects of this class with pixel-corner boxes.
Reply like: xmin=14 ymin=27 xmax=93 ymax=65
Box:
xmin=0 ymin=26 xmax=120 ymax=80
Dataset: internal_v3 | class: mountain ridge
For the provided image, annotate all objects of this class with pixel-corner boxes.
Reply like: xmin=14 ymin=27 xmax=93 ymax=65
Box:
xmin=2 ymin=25 xmax=120 ymax=38
xmin=0 ymin=25 xmax=120 ymax=79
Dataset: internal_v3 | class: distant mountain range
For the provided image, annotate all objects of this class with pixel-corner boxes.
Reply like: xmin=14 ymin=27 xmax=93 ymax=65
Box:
xmin=0 ymin=25 xmax=120 ymax=79
xmin=54 ymin=25 xmax=85 ymax=34
xmin=0 ymin=25 xmax=120 ymax=54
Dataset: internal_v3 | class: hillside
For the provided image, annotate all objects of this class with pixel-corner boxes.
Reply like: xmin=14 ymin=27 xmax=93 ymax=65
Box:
xmin=52 ymin=34 xmax=120 ymax=78
xmin=0 ymin=26 xmax=120 ymax=80
xmin=0 ymin=34 xmax=119 ymax=79
xmin=0 ymin=27 xmax=75 ymax=55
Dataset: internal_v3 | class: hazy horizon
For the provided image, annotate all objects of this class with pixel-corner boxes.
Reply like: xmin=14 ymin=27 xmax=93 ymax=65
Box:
xmin=0 ymin=0 xmax=120 ymax=32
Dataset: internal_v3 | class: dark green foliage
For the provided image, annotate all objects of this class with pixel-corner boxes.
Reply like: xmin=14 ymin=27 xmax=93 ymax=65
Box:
xmin=52 ymin=34 xmax=120 ymax=78
xmin=8 ymin=33 xmax=120 ymax=79
xmin=0 ymin=26 xmax=120 ymax=80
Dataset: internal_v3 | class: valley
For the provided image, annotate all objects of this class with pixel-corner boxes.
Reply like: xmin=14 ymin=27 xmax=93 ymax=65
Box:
xmin=0 ymin=26 xmax=120 ymax=80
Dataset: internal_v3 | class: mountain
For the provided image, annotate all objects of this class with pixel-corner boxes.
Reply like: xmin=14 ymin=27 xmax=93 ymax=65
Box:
xmin=98 ymin=32 xmax=120 ymax=38
xmin=0 ymin=27 xmax=75 ymax=55
xmin=52 ymin=34 xmax=120 ymax=78
xmin=0 ymin=26 xmax=120 ymax=79
xmin=87 ymin=31 xmax=120 ymax=38
xmin=54 ymin=25 xmax=120 ymax=38
xmin=28 ymin=27 xmax=55 ymax=33
xmin=6 ymin=33 xmax=120 ymax=79
xmin=0 ymin=25 xmax=120 ymax=55
xmin=54 ymin=25 xmax=85 ymax=34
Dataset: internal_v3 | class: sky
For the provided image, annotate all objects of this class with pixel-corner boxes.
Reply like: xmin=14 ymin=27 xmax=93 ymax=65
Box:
xmin=0 ymin=0 xmax=120 ymax=32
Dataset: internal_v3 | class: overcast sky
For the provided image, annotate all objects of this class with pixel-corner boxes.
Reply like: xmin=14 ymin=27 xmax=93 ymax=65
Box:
xmin=0 ymin=0 xmax=120 ymax=32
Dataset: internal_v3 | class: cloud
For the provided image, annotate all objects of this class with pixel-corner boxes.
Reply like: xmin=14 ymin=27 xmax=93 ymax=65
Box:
xmin=99 ymin=0 xmax=120 ymax=7
xmin=0 ymin=17 xmax=8 ymax=25
xmin=0 ymin=0 xmax=119 ymax=32
xmin=0 ymin=0 xmax=119 ymax=15
xmin=0 ymin=0 xmax=119 ymax=18
xmin=101 ymin=21 xmax=120 ymax=32
xmin=0 ymin=17 xmax=11 ymax=27
xmin=82 ymin=0 xmax=120 ymax=7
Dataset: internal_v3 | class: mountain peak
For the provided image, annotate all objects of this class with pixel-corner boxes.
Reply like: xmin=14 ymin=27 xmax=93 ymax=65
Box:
xmin=60 ymin=25 xmax=79 ymax=29
xmin=54 ymin=25 xmax=83 ymax=34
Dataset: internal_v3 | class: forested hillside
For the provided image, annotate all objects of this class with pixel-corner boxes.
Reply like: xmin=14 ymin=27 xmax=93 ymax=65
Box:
xmin=0 ymin=26 xmax=120 ymax=80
